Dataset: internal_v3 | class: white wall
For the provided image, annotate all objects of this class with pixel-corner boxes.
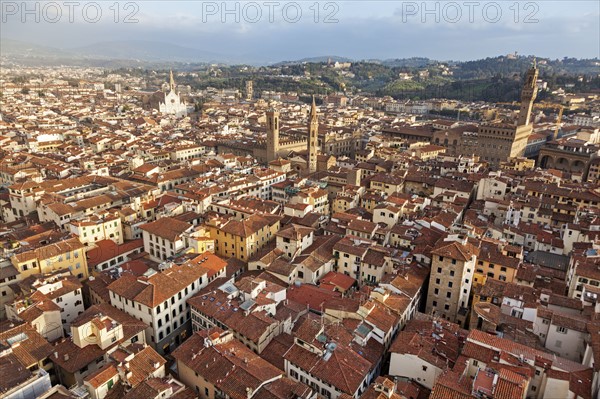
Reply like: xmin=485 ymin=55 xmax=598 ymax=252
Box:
xmin=388 ymin=353 xmax=442 ymax=390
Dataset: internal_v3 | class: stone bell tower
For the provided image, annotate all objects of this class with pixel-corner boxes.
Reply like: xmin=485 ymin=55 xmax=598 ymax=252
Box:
xmin=517 ymin=59 xmax=539 ymax=127
xmin=307 ymin=96 xmax=319 ymax=174
xmin=266 ymin=108 xmax=280 ymax=163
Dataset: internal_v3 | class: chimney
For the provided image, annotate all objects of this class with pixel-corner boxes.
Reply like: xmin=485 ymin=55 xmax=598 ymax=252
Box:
xmin=64 ymin=354 xmax=69 ymax=361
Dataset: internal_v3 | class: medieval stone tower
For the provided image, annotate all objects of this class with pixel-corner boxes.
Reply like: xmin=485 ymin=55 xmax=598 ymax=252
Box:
xmin=245 ymin=80 xmax=253 ymax=101
xmin=266 ymin=108 xmax=280 ymax=163
xmin=517 ymin=60 xmax=539 ymax=127
xmin=474 ymin=59 xmax=539 ymax=167
xmin=307 ymin=96 xmax=319 ymax=174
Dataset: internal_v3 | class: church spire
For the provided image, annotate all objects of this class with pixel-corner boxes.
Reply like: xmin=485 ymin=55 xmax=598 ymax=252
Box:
xmin=169 ymin=70 xmax=175 ymax=92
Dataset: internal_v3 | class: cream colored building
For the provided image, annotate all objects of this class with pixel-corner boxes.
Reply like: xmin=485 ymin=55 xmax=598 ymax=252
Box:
xmin=425 ymin=235 xmax=479 ymax=327
xmin=69 ymin=213 xmax=124 ymax=245
xmin=51 ymin=304 xmax=148 ymax=387
xmin=140 ymin=216 xmax=194 ymax=263
xmin=276 ymin=224 xmax=314 ymax=260
xmin=108 ymin=252 xmax=226 ymax=354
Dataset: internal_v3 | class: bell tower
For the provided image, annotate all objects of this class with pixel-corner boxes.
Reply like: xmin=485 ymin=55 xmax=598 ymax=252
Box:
xmin=307 ymin=96 xmax=319 ymax=174
xmin=245 ymin=80 xmax=253 ymax=101
xmin=266 ymin=108 xmax=280 ymax=163
xmin=169 ymin=69 xmax=176 ymax=92
xmin=517 ymin=59 xmax=539 ymax=126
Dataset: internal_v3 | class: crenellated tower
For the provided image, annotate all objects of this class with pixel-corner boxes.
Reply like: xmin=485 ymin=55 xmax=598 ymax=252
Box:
xmin=517 ymin=59 xmax=539 ymax=126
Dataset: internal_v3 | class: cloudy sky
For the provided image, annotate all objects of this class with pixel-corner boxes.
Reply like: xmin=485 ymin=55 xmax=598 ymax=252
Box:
xmin=2 ymin=1 xmax=599 ymax=62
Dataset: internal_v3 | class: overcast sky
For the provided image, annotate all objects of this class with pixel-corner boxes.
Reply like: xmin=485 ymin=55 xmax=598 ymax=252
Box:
xmin=2 ymin=1 xmax=599 ymax=62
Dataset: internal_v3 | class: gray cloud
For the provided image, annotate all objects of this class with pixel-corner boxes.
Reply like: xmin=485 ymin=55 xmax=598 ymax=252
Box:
xmin=2 ymin=1 xmax=598 ymax=62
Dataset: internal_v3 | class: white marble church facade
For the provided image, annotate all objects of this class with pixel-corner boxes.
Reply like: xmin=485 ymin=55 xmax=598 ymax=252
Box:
xmin=159 ymin=70 xmax=188 ymax=117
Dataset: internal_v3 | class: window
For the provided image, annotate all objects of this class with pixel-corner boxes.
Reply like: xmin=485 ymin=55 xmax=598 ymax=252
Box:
xmin=444 ymin=304 xmax=450 ymax=310
xmin=446 ymin=292 xmax=452 ymax=298
xmin=434 ymin=288 xmax=439 ymax=295
xmin=422 ymin=365 xmax=428 ymax=371
xmin=448 ymin=282 xmax=453 ymax=288
xmin=556 ymin=326 xmax=567 ymax=334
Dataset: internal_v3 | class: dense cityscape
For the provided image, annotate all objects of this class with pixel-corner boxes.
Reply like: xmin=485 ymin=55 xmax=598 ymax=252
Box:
xmin=1 ymin=37 xmax=600 ymax=399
